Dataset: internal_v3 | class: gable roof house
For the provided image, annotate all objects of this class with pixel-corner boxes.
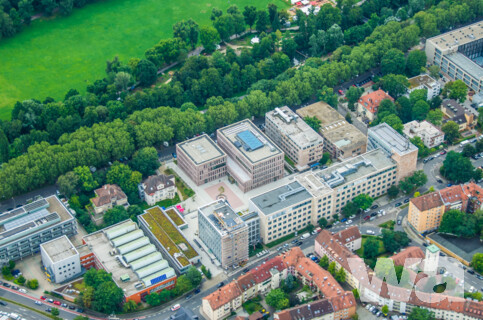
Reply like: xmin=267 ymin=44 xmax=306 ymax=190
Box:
xmin=138 ymin=174 xmax=176 ymax=206
xmin=91 ymin=184 xmax=129 ymax=220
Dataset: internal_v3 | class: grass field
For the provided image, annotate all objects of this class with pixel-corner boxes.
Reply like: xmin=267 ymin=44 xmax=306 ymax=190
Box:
xmin=0 ymin=0 xmax=288 ymax=120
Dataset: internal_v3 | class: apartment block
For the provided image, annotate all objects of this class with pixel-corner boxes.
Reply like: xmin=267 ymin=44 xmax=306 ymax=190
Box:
xmin=408 ymin=192 xmax=445 ymax=234
xmin=368 ymin=123 xmax=418 ymax=181
xmin=425 ymin=21 xmax=483 ymax=92
xmin=40 ymin=236 xmax=81 ymax=284
xmin=198 ymin=200 xmax=249 ymax=268
xmin=265 ymin=106 xmax=324 ymax=171
xmin=176 ymin=134 xmax=227 ymax=186
xmin=0 ymin=196 xmax=77 ymax=262
xmin=297 ymin=102 xmax=367 ymax=160
xmin=407 ymin=74 xmax=441 ymax=100
xmin=217 ymin=120 xmax=284 ymax=192
xmin=403 ymin=120 xmax=445 ymax=148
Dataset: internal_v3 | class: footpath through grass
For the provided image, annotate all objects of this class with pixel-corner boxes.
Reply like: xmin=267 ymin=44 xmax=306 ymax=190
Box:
xmin=0 ymin=0 xmax=287 ymax=120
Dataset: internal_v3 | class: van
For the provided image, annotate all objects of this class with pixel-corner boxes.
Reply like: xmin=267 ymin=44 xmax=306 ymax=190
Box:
xmin=460 ymin=140 xmax=470 ymax=148
xmin=171 ymin=304 xmax=181 ymax=312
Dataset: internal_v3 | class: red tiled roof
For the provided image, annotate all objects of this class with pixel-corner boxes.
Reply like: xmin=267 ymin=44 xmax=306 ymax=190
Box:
xmin=390 ymin=247 xmax=425 ymax=266
xmin=91 ymin=184 xmax=126 ymax=207
xmin=203 ymin=281 xmax=242 ymax=310
xmin=358 ymin=89 xmax=394 ymax=114
xmin=439 ymin=185 xmax=467 ymax=204
xmin=315 ymin=230 xmax=356 ymax=271
xmin=410 ymin=192 xmax=443 ymax=212
xmin=462 ymin=182 xmax=483 ymax=203
xmin=332 ymin=226 xmax=361 ymax=246
xmin=236 ymin=273 xmax=256 ymax=292
xmin=249 ymin=256 xmax=286 ymax=284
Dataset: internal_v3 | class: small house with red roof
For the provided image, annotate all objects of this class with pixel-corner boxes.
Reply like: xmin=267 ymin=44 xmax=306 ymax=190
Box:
xmin=357 ymin=89 xmax=394 ymax=121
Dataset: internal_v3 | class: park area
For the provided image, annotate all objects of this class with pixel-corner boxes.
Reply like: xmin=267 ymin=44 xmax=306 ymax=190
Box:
xmin=0 ymin=0 xmax=286 ymax=120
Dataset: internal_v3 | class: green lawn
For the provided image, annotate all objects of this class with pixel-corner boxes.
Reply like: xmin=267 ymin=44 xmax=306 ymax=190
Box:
xmin=0 ymin=0 xmax=287 ymax=120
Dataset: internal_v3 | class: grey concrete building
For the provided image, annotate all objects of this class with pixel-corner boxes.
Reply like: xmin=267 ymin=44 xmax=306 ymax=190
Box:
xmin=0 ymin=196 xmax=77 ymax=262
xmin=198 ymin=200 xmax=249 ymax=268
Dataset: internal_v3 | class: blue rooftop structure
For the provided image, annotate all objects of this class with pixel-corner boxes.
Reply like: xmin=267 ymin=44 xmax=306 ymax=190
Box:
xmin=236 ymin=130 xmax=263 ymax=151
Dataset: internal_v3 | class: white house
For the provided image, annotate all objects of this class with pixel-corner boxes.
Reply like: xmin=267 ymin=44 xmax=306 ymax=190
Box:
xmin=139 ymin=174 xmax=176 ymax=206
xmin=407 ymin=74 xmax=441 ymax=100
xmin=403 ymin=120 xmax=445 ymax=148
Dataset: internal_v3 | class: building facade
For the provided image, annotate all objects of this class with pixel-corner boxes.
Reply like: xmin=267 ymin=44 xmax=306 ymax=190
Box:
xmin=217 ymin=120 xmax=284 ymax=192
xmin=91 ymin=184 xmax=128 ymax=214
xmin=407 ymin=75 xmax=441 ymax=100
xmin=198 ymin=200 xmax=249 ymax=268
xmin=425 ymin=21 xmax=483 ymax=93
xmin=176 ymin=134 xmax=227 ymax=186
xmin=138 ymin=174 xmax=176 ymax=206
xmin=0 ymin=196 xmax=77 ymax=262
xmin=357 ymin=89 xmax=394 ymax=121
xmin=441 ymin=99 xmax=476 ymax=132
xmin=403 ymin=120 xmax=445 ymax=148
xmin=265 ymin=106 xmax=324 ymax=171
xmin=40 ymin=236 xmax=81 ymax=284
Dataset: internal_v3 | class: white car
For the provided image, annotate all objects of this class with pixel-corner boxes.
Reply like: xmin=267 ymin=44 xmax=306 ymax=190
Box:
xmin=34 ymin=301 xmax=42 ymax=306
xmin=367 ymin=230 xmax=375 ymax=235
xmin=345 ymin=219 xmax=353 ymax=225
xmin=349 ymin=215 xmax=356 ymax=219
xmin=366 ymin=304 xmax=372 ymax=310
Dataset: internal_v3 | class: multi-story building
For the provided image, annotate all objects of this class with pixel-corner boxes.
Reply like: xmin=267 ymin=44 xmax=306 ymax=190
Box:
xmin=357 ymin=89 xmax=394 ymax=121
xmin=202 ymin=281 xmax=243 ymax=320
xmin=296 ymin=148 xmax=398 ymax=219
xmin=408 ymin=192 xmax=445 ymax=234
xmin=239 ymin=211 xmax=261 ymax=247
xmin=248 ymin=181 xmax=314 ymax=244
xmin=82 ymin=220 xmax=177 ymax=303
xmin=40 ymin=236 xmax=81 ymax=284
xmin=217 ymin=120 xmax=284 ymax=192
xmin=367 ymin=123 xmax=418 ymax=181
xmin=139 ymin=207 xmax=200 ymax=274
xmin=425 ymin=21 xmax=483 ymax=93
xmin=297 ymin=102 xmax=367 ymax=160
xmin=403 ymin=120 xmax=445 ymax=148
xmin=332 ymin=226 xmax=362 ymax=251
xmin=176 ymin=134 xmax=227 ymax=186
xmin=407 ymin=74 xmax=441 ymax=100
xmin=138 ymin=174 xmax=176 ymax=206
xmin=198 ymin=200 xmax=249 ymax=268
xmin=265 ymin=106 xmax=324 ymax=171
xmin=91 ymin=184 xmax=128 ymax=215
xmin=0 ymin=196 xmax=77 ymax=262
xmin=441 ymin=99 xmax=476 ymax=132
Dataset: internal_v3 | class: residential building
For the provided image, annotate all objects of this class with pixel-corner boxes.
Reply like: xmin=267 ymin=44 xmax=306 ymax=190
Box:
xmin=248 ymin=256 xmax=287 ymax=294
xmin=357 ymin=89 xmax=394 ymax=121
xmin=91 ymin=184 xmax=128 ymax=215
xmin=389 ymin=246 xmax=425 ymax=269
xmin=403 ymin=120 xmax=445 ymax=148
xmin=425 ymin=21 xmax=483 ymax=92
xmin=82 ymin=220 xmax=177 ymax=303
xmin=441 ymin=99 xmax=476 ymax=131
xmin=248 ymin=181 xmax=313 ymax=244
xmin=217 ymin=120 xmax=284 ymax=192
xmin=0 ymin=196 xmax=77 ymax=262
xmin=408 ymin=192 xmax=445 ymax=234
xmin=332 ymin=226 xmax=361 ymax=251
xmin=368 ymin=123 xmax=418 ymax=181
xmin=176 ymin=134 xmax=227 ymax=186
xmin=296 ymin=148 xmax=398 ymax=219
xmin=139 ymin=206 xmax=200 ymax=274
xmin=408 ymin=182 xmax=483 ymax=233
xmin=202 ymin=281 xmax=243 ymax=320
xmin=407 ymin=74 xmax=441 ymax=100
xmin=265 ymin=106 xmax=324 ymax=171
xmin=138 ymin=174 xmax=176 ymax=206
xmin=275 ymin=295 xmax=356 ymax=320
xmin=40 ymin=236 xmax=81 ymax=284
xmin=235 ymin=273 xmax=258 ymax=302
xmin=424 ymin=244 xmax=440 ymax=273
xmin=297 ymin=102 xmax=367 ymax=160
xmin=198 ymin=200 xmax=249 ymax=268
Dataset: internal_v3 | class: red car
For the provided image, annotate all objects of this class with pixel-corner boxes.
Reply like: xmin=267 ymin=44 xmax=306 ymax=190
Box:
xmin=363 ymin=216 xmax=370 ymax=221
xmin=440 ymin=150 xmax=447 ymax=155
xmin=40 ymin=296 xmax=46 ymax=300
xmin=338 ymin=89 xmax=344 ymax=95
xmin=54 ymin=301 xmax=61 ymax=306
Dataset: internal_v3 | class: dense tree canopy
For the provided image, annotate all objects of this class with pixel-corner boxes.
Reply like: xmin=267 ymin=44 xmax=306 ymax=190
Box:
xmin=440 ymin=151 xmax=481 ymax=183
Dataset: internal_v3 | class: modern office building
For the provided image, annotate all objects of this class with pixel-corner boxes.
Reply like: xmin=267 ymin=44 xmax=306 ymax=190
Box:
xmin=296 ymin=148 xmax=398 ymax=218
xmin=425 ymin=21 xmax=483 ymax=92
xmin=0 ymin=196 xmax=77 ymax=262
xmin=198 ymin=200 xmax=249 ymax=268
xmin=265 ymin=106 xmax=324 ymax=171
xmin=239 ymin=211 xmax=261 ymax=247
xmin=217 ymin=120 xmax=284 ymax=192
xmin=82 ymin=220 xmax=177 ymax=303
xmin=367 ymin=123 xmax=418 ymax=181
xmin=249 ymin=181 xmax=313 ymax=243
xmin=407 ymin=74 xmax=441 ymax=100
xmin=40 ymin=236 xmax=81 ymax=284
xmin=176 ymin=134 xmax=227 ymax=186
xmin=403 ymin=120 xmax=445 ymax=148
xmin=356 ymin=89 xmax=394 ymax=121
xmin=139 ymin=207 xmax=200 ymax=274
xmin=297 ymin=102 xmax=367 ymax=160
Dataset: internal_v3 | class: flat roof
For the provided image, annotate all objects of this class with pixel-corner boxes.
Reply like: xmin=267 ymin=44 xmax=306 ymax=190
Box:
xmin=177 ymin=134 xmax=225 ymax=165
xmin=217 ymin=120 xmax=283 ymax=164
xmin=297 ymin=102 xmax=366 ymax=152
xmin=427 ymin=21 xmax=483 ymax=51
xmin=428 ymin=233 xmax=483 ymax=264
xmin=368 ymin=123 xmax=418 ymax=156
xmin=41 ymin=235 xmax=78 ymax=263
xmin=250 ymin=181 xmax=312 ymax=216
xmin=408 ymin=75 xmax=439 ymax=90
xmin=266 ymin=106 xmax=323 ymax=149
xmin=198 ymin=200 xmax=246 ymax=236
xmin=403 ymin=120 xmax=442 ymax=137
xmin=446 ymin=52 xmax=483 ymax=80
xmin=296 ymin=149 xmax=396 ymax=197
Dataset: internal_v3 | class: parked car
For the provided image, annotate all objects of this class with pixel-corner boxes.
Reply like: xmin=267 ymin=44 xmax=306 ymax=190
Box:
xmin=395 ymin=202 xmax=402 ymax=207
xmin=2 ymin=283 xmax=10 ymax=288
xmin=34 ymin=301 xmax=42 ymax=306
xmin=0 ymin=302 xmax=6 ymax=306
xmin=371 ymin=212 xmax=377 ymax=217
xmin=45 ymin=308 xmax=52 ymax=313
xmin=171 ymin=304 xmax=181 ymax=312
xmin=11 ymin=286 xmax=18 ymax=290
xmin=404 ymin=198 xmax=410 ymax=203
xmin=468 ymin=269 xmax=475 ymax=274
xmin=61 ymin=303 xmax=67 ymax=308
xmin=68 ymin=305 xmax=76 ymax=310
xmin=53 ymin=301 xmax=61 ymax=306
xmin=341 ymin=218 xmax=348 ymax=222
xmin=440 ymin=150 xmax=447 ymax=155
xmin=47 ymin=299 xmax=54 ymax=303
xmin=217 ymin=282 xmax=225 ymax=288
xmin=345 ymin=219 xmax=352 ymax=225
xmin=40 ymin=296 xmax=46 ymax=300
xmin=367 ymin=230 xmax=375 ymax=235
xmin=76 ymin=308 xmax=84 ymax=313
xmin=370 ymin=205 xmax=378 ymax=210
xmin=437 ymin=179 xmax=443 ymax=183
xmin=194 ymin=288 xmax=201 ymax=294
xmin=364 ymin=216 xmax=370 ymax=221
